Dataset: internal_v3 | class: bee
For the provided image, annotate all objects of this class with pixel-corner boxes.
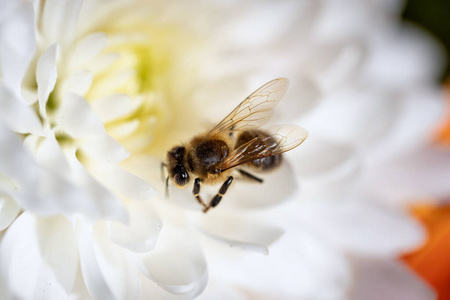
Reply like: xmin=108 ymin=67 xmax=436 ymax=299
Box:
xmin=163 ymin=78 xmax=308 ymax=212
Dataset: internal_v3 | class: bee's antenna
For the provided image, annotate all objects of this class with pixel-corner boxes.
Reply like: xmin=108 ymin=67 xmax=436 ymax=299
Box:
xmin=165 ymin=176 xmax=170 ymax=198
xmin=160 ymin=162 xmax=167 ymax=182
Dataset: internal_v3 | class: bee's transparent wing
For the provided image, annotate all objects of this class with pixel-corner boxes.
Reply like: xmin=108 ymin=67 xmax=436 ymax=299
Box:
xmin=217 ymin=125 xmax=308 ymax=171
xmin=208 ymin=78 xmax=289 ymax=136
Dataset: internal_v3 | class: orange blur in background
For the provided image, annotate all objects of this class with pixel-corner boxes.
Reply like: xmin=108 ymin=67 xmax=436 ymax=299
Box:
xmin=403 ymin=85 xmax=450 ymax=300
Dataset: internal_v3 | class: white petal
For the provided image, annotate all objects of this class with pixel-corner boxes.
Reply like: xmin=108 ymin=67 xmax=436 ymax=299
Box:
xmin=292 ymin=136 xmax=360 ymax=199
xmin=298 ymin=200 xmax=425 ymax=256
xmin=0 ymin=213 xmax=68 ymax=300
xmin=87 ymin=160 xmax=155 ymax=201
xmin=64 ymin=149 xmax=128 ymax=223
xmin=91 ymin=93 xmax=134 ymax=123
xmin=79 ymin=134 xmax=130 ymax=163
xmin=365 ymin=146 xmax=450 ymax=205
xmin=36 ymin=43 xmax=59 ymax=119
xmin=0 ymin=192 xmax=21 ymax=231
xmin=77 ymin=222 xmax=116 ymax=300
xmin=109 ymin=201 xmax=162 ymax=253
xmin=36 ymin=130 xmax=70 ymax=174
xmin=36 ymin=216 xmax=78 ymax=293
xmin=0 ymin=86 xmax=43 ymax=134
xmin=67 ymin=32 xmax=108 ymax=71
xmin=57 ymin=93 xmax=106 ymax=138
xmin=349 ymin=257 xmax=436 ymax=300
xmin=60 ymin=70 xmax=94 ymax=97
xmin=225 ymin=161 xmax=298 ymax=209
xmin=205 ymin=230 xmax=350 ymax=299
xmin=272 ymin=75 xmax=322 ymax=123
xmin=303 ymin=39 xmax=366 ymax=90
xmin=303 ymin=88 xmax=399 ymax=147
xmin=0 ymin=2 xmax=36 ymax=98
xmin=140 ymin=228 xmax=208 ymax=297
xmin=196 ymin=213 xmax=283 ymax=255
xmin=92 ymin=222 xmax=142 ymax=300
xmin=41 ymin=0 xmax=82 ymax=45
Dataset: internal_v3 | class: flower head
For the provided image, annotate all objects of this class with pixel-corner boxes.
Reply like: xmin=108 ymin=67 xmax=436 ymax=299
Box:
xmin=0 ymin=0 xmax=447 ymax=299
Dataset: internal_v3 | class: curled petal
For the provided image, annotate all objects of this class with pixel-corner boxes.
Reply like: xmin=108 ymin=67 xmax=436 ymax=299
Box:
xmin=109 ymin=201 xmax=162 ymax=253
xmin=0 ymin=87 xmax=43 ymax=134
xmin=36 ymin=43 xmax=58 ymax=119
xmin=57 ymin=93 xmax=106 ymax=138
xmin=87 ymin=160 xmax=156 ymax=201
xmin=79 ymin=134 xmax=130 ymax=163
xmin=196 ymin=213 xmax=283 ymax=255
xmin=36 ymin=130 xmax=70 ymax=175
xmin=140 ymin=228 xmax=208 ymax=297
xmin=77 ymin=222 xmax=116 ymax=300
xmin=92 ymin=222 xmax=141 ymax=300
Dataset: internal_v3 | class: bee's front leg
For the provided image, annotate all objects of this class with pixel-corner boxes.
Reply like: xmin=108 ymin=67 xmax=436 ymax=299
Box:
xmin=203 ymin=176 xmax=234 ymax=213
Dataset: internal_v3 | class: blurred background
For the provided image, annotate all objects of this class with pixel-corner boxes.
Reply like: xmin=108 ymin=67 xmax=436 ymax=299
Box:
xmin=403 ymin=0 xmax=450 ymax=81
xmin=402 ymin=0 xmax=450 ymax=299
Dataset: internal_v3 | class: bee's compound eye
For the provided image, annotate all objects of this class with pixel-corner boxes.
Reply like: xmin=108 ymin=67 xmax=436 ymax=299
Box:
xmin=174 ymin=167 xmax=190 ymax=186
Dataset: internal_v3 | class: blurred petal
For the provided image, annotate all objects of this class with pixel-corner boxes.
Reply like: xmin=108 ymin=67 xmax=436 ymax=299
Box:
xmin=293 ymin=136 xmax=360 ymax=199
xmin=91 ymin=94 xmax=135 ymax=123
xmin=36 ymin=216 xmax=78 ymax=293
xmin=41 ymin=0 xmax=82 ymax=45
xmin=0 ymin=213 xmax=68 ymax=300
xmin=60 ymin=69 xmax=94 ymax=97
xmin=67 ymin=32 xmax=107 ymax=71
xmin=108 ymin=201 xmax=162 ymax=253
xmin=140 ymin=228 xmax=208 ymax=297
xmin=0 ymin=193 xmax=21 ymax=231
xmin=36 ymin=43 xmax=58 ymax=119
xmin=57 ymin=93 xmax=106 ymax=138
xmin=298 ymin=201 xmax=425 ymax=256
xmin=349 ymin=257 xmax=436 ymax=300
xmin=364 ymin=146 xmax=450 ymax=205
xmin=0 ymin=1 xmax=35 ymax=97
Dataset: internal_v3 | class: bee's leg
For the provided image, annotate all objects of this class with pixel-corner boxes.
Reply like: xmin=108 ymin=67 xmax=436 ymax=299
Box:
xmin=237 ymin=169 xmax=263 ymax=183
xmin=203 ymin=176 xmax=234 ymax=213
xmin=193 ymin=178 xmax=208 ymax=209
xmin=161 ymin=162 xmax=167 ymax=182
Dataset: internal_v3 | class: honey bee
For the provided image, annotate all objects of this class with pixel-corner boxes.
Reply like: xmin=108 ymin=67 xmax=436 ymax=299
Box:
xmin=163 ymin=78 xmax=308 ymax=212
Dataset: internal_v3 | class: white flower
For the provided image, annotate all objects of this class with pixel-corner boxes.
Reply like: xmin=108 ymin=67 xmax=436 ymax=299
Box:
xmin=0 ymin=0 xmax=447 ymax=299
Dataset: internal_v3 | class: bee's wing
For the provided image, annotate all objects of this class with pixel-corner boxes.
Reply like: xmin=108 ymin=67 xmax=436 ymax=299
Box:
xmin=217 ymin=125 xmax=308 ymax=171
xmin=208 ymin=78 xmax=289 ymax=136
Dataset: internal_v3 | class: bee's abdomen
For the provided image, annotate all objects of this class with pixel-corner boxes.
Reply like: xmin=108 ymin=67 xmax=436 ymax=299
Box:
xmin=235 ymin=130 xmax=282 ymax=171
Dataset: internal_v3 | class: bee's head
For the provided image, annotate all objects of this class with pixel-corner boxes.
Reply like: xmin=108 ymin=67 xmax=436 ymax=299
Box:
xmin=167 ymin=145 xmax=190 ymax=186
